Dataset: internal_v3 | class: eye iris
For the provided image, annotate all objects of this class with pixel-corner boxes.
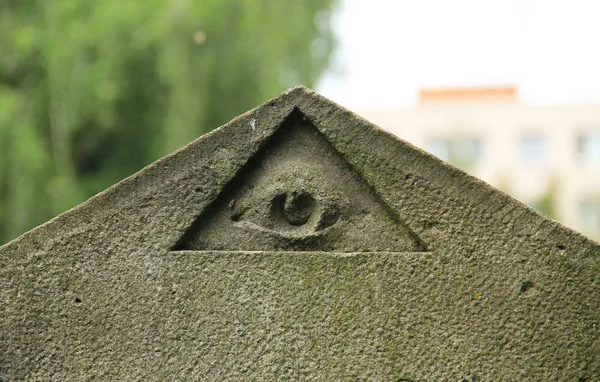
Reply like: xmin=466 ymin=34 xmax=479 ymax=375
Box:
xmin=283 ymin=193 xmax=315 ymax=226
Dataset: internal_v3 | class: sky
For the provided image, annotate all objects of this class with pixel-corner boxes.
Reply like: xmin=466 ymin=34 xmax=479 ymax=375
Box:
xmin=317 ymin=0 xmax=600 ymax=109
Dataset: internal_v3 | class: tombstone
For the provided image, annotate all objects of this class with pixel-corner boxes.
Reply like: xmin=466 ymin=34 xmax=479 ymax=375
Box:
xmin=1 ymin=86 xmax=599 ymax=380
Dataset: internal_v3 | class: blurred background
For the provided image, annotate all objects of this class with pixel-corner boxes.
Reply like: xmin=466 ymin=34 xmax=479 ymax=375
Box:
xmin=1 ymin=0 xmax=599 ymax=244
xmin=0 ymin=0 xmax=337 ymax=243
xmin=318 ymin=0 xmax=600 ymax=241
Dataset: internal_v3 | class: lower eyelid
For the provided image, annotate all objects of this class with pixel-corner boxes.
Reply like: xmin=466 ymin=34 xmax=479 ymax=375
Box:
xmin=232 ymin=220 xmax=330 ymax=239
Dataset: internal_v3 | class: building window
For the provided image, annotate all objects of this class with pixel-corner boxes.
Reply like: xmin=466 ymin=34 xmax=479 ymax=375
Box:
xmin=578 ymin=132 xmax=600 ymax=164
xmin=427 ymin=138 xmax=482 ymax=170
xmin=580 ymin=198 xmax=600 ymax=237
xmin=521 ymin=135 xmax=545 ymax=164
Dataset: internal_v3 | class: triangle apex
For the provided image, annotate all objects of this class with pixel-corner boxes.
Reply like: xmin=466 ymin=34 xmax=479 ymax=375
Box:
xmin=281 ymin=85 xmax=317 ymax=97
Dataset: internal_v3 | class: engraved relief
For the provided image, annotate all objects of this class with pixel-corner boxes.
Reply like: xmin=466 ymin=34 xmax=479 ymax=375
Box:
xmin=232 ymin=190 xmax=339 ymax=237
xmin=173 ymin=110 xmax=426 ymax=252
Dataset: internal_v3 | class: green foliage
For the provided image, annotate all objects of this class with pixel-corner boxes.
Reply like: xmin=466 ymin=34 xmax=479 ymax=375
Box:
xmin=0 ymin=0 xmax=338 ymax=243
xmin=529 ymin=178 xmax=559 ymax=220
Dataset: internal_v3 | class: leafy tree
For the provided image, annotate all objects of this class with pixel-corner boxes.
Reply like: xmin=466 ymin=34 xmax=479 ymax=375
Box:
xmin=0 ymin=0 xmax=338 ymax=243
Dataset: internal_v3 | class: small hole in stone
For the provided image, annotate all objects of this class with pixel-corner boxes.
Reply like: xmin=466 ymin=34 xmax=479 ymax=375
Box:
xmin=248 ymin=183 xmax=254 ymax=189
xmin=74 ymin=298 xmax=82 ymax=303
xmin=194 ymin=187 xmax=201 ymax=192
xmin=557 ymin=244 xmax=566 ymax=250
xmin=291 ymin=191 xmax=298 ymax=196
xmin=520 ymin=281 xmax=533 ymax=293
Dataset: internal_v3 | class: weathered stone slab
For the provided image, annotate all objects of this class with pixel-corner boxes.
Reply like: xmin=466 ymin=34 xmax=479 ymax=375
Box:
xmin=1 ymin=86 xmax=599 ymax=380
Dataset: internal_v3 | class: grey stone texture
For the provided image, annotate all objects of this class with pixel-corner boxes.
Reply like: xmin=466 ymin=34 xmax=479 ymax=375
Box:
xmin=1 ymin=86 xmax=599 ymax=381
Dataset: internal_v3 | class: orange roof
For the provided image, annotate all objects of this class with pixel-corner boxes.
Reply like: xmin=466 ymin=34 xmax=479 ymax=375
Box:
xmin=419 ymin=86 xmax=517 ymax=103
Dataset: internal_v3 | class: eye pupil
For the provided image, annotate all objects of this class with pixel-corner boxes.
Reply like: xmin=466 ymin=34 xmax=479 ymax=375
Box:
xmin=282 ymin=192 xmax=315 ymax=226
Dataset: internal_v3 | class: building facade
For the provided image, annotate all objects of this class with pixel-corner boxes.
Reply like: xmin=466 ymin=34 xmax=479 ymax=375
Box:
xmin=359 ymin=87 xmax=600 ymax=240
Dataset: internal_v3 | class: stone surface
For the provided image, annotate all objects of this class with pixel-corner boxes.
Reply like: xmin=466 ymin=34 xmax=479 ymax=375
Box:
xmin=1 ymin=86 xmax=599 ymax=381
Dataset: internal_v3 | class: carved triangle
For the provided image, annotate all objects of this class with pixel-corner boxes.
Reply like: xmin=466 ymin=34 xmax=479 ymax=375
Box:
xmin=173 ymin=109 xmax=427 ymax=252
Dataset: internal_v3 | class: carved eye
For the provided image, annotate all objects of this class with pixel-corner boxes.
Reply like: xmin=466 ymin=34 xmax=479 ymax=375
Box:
xmin=271 ymin=192 xmax=339 ymax=231
xmin=232 ymin=190 xmax=339 ymax=238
